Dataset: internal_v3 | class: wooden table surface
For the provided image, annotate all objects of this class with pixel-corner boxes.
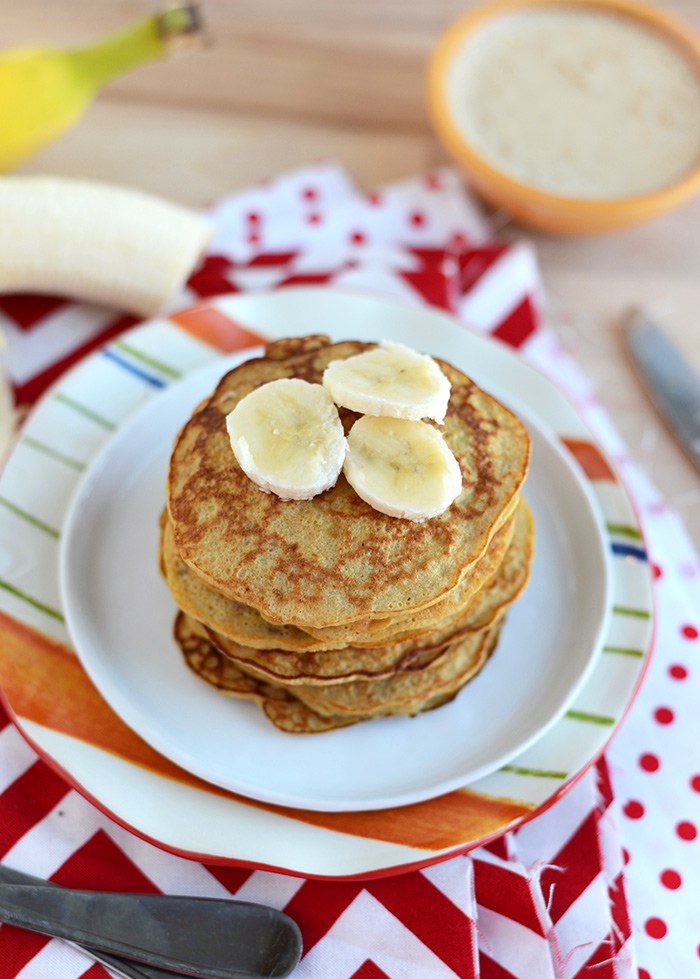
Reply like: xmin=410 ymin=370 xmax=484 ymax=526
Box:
xmin=8 ymin=0 xmax=700 ymax=546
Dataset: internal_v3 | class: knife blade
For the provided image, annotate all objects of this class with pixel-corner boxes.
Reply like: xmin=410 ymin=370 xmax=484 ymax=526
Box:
xmin=624 ymin=307 xmax=700 ymax=474
xmin=0 ymin=866 xmax=302 ymax=978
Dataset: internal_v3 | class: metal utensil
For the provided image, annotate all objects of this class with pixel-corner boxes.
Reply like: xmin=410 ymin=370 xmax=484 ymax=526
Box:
xmin=624 ymin=307 xmax=700 ymax=474
xmin=0 ymin=864 xmax=174 ymax=979
xmin=0 ymin=864 xmax=302 ymax=978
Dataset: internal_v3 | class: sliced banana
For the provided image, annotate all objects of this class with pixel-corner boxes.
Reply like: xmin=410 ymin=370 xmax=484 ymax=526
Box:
xmin=226 ymin=378 xmax=346 ymax=500
xmin=343 ymin=415 xmax=462 ymax=521
xmin=322 ymin=340 xmax=451 ymax=423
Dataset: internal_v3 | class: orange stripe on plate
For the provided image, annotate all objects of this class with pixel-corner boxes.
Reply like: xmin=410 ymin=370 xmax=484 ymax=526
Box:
xmin=0 ymin=612 xmax=532 ymax=850
xmin=169 ymin=305 xmax=265 ymax=353
xmin=296 ymin=790 xmax=533 ymax=851
xmin=561 ymin=438 xmax=617 ymax=482
xmin=0 ymin=612 xmax=192 ymax=782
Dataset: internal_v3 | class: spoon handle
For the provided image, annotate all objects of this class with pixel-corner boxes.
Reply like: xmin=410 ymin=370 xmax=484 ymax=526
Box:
xmin=0 ymin=865 xmax=170 ymax=978
xmin=0 ymin=866 xmax=301 ymax=979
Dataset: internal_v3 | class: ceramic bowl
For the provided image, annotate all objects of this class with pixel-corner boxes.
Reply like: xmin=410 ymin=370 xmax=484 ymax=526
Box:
xmin=427 ymin=0 xmax=700 ymax=233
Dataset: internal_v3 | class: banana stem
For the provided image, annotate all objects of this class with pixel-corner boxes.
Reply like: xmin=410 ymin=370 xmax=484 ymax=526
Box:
xmin=67 ymin=5 xmax=203 ymax=90
xmin=157 ymin=4 xmax=205 ymax=42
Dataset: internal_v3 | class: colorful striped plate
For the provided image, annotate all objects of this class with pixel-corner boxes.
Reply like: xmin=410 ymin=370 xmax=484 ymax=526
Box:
xmin=0 ymin=288 xmax=653 ymax=878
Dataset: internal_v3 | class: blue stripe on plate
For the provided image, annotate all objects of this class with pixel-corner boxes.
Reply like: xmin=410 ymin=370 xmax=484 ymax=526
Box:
xmin=611 ymin=542 xmax=648 ymax=561
xmin=101 ymin=349 xmax=167 ymax=388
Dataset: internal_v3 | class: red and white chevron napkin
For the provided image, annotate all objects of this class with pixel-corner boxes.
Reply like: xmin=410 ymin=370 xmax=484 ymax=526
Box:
xmin=0 ymin=162 xmax=697 ymax=978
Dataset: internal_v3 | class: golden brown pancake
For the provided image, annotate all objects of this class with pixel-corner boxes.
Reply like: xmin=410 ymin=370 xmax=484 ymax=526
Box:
xmin=176 ymin=612 xmax=501 ymax=731
xmin=166 ymin=335 xmax=533 ymax=732
xmin=286 ymin=624 xmax=501 ymax=719
xmin=175 ymin=613 xmax=359 ymax=732
xmin=159 ymin=503 xmax=518 ymax=651
xmin=202 ymin=501 xmax=533 ymax=686
xmin=297 ymin=507 xmax=518 ymax=647
xmin=207 ymin=618 xmax=466 ymax=686
xmin=167 ymin=337 xmax=531 ymax=630
xmin=160 ymin=512 xmax=328 ymax=651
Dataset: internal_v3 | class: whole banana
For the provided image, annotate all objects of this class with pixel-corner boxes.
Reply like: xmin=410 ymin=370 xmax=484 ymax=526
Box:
xmin=0 ymin=6 xmax=203 ymax=172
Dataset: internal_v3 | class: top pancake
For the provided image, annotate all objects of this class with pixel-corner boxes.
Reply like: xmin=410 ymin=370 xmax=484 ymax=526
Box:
xmin=167 ymin=336 xmax=531 ymax=629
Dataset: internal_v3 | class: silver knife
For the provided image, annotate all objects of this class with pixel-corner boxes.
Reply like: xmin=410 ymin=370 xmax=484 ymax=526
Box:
xmin=0 ymin=864 xmax=302 ymax=978
xmin=624 ymin=307 xmax=700 ymax=474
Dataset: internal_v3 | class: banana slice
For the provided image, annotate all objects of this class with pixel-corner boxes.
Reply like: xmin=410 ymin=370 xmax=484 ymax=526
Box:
xmin=343 ymin=415 xmax=462 ymax=521
xmin=226 ymin=378 xmax=346 ymax=500
xmin=322 ymin=341 xmax=451 ymax=423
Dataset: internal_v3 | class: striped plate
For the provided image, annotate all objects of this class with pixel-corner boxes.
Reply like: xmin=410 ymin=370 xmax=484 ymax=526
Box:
xmin=0 ymin=287 xmax=653 ymax=878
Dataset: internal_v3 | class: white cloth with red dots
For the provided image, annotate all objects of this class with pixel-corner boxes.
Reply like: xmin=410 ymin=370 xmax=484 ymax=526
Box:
xmin=606 ymin=477 xmax=700 ymax=976
xmin=525 ymin=340 xmax=700 ymax=978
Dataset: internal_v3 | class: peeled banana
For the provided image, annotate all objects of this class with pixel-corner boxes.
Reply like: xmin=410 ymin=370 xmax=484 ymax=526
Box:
xmin=343 ymin=415 xmax=462 ymax=522
xmin=226 ymin=378 xmax=347 ymax=500
xmin=322 ymin=340 xmax=451 ymax=424
xmin=0 ymin=5 xmax=203 ymax=173
xmin=0 ymin=175 xmax=212 ymax=315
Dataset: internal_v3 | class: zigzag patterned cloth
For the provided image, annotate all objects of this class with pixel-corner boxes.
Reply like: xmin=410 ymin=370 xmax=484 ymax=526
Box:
xmin=0 ymin=705 xmax=627 ymax=978
xmin=1 ymin=162 xmax=697 ymax=978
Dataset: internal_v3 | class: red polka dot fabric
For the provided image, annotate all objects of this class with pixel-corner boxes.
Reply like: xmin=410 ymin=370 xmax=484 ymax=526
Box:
xmin=0 ymin=163 xmax=696 ymax=977
xmin=538 ymin=345 xmax=700 ymax=978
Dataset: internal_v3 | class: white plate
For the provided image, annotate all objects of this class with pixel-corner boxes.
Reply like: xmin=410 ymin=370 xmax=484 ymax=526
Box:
xmin=0 ymin=288 xmax=652 ymax=874
xmin=58 ymin=350 xmax=609 ymax=813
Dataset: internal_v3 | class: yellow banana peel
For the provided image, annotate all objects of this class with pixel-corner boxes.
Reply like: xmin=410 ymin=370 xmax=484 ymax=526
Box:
xmin=0 ymin=4 xmax=204 ymax=171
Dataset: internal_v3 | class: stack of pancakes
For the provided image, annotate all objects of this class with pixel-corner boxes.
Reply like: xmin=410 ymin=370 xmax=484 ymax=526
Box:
xmin=162 ymin=336 xmax=533 ymax=733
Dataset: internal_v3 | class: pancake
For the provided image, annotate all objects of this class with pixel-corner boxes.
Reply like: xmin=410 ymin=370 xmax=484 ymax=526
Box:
xmin=298 ymin=506 xmax=517 ymax=647
xmin=159 ymin=502 xmax=518 ymax=652
xmin=203 ymin=500 xmax=533 ymax=686
xmin=160 ymin=512 xmax=328 ymax=652
xmin=285 ymin=624 xmax=500 ymax=719
xmin=167 ymin=336 xmax=531 ymax=630
xmin=207 ymin=616 xmax=468 ymax=686
xmin=175 ymin=613 xmax=359 ymax=733
xmin=176 ymin=612 xmax=500 ymax=731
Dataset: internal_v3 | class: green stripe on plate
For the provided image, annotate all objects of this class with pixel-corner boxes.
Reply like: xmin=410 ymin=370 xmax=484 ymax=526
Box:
xmin=115 ymin=341 xmax=182 ymax=380
xmin=604 ymin=645 xmax=645 ymax=657
xmin=54 ymin=392 xmax=116 ymax=430
xmin=566 ymin=709 xmax=615 ymax=726
xmin=613 ymin=605 xmax=652 ymax=620
xmin=22 ymin=436 xmax=86 ymax=473
xmin=500 ymin=764 xmax=568 ymax=779
xmin=0 ymin=578 xmax=64 ymax=622
xmin=0 ymin=497 xmax=60 ymax=539
xmin=606 ymin=522 xmax=643 ymax=540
